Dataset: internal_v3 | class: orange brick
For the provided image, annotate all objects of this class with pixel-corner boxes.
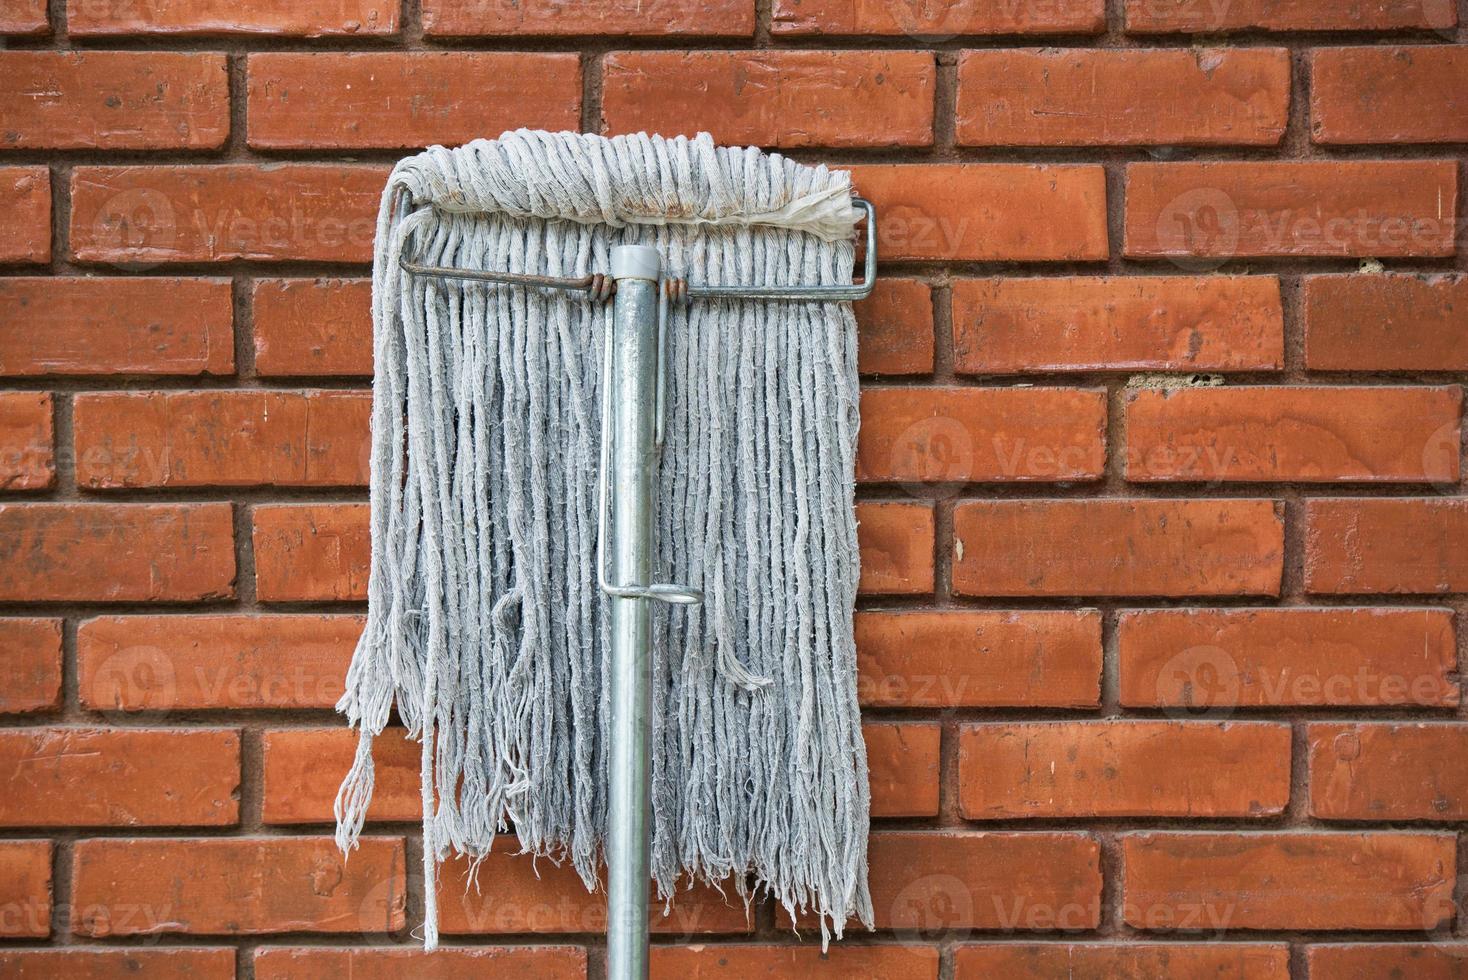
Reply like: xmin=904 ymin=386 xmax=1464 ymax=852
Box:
xmin=1307 ymin=498 xmax=1468 ymax=594
xmin=68 ymin=0 xmax=398 ymax=35
xmin=70 ymin=165 xmax=387 ymax=265
xmin=0 ymin=949 xmax=235 ymax=980
xmin=650 ymin=945 xmax=938 ymax=979
xmin=1312 ymin=47 xmax=1468 ymax=144
xmin=855 ymin=610 xmax=1102 ymax=708
xmin=78 ymin=615 xmax=359 ymax=712
xmin=867 ymin=832 xmax=1100 ymax=930
xmin=0 ymin=52 xmax=227 ymax=150
xmin=1119 ymin=607 xmax=1459 ymax=709
xmin=0 ymin=618 xmax=61 ymax=714
xmin=253 ymin=278 xmax=371 ymax=377
xmin=1125 ymin=161 xmax=1458 ymax=259
xmin=0 ymin=728 xmax=239 ymax=827
xmin=856 ymin=501 xmax=933 ymax=594
xmin=1124 ymin=385 xmax=1461 ymax=483
xmin=248 ymin=53 xmax=580 ymax=150
xmin=952 ymin=499 xmax=1283 ymax=597
xmin=857 ymin=386 xmax=1105 ymax=483
xmin=773 ymin=0 xmax=1103 ymax=36
xmin=957 ymin=49 xmax=1288 ymax=146
xmin=1124 ymin=0 xmax=1456 ymax=32
xmin=1122 ymin=832 xmax=1454 ymax=930
xmin=849 ymin=164 xmax=1107 ymax=262
xmin=71 ymin=837 xmax=405 ymax=936
xmin=603 ymin=51 xmax=934 ymax=148
xmin=866 ymin=722 xmax=940 ymax=817
xmin=0 ymin=503 xmax=235 ymax=602
xmin=0 ymin=167 xmax=49 ymax=264
xmin=75 ymin=390 xmax=370 ymax=488
xmin=257 ymin=947 xmax=587 ymax=980
xmin=856 ymin=278 xmax=932 ymax=375
xmin=262 ymin=727 xmax=418 ymax=824
xmin=0 ymin=840 xmax=50 ymax=937
xmin=955 ymin=944 xmax=1290 ymax=980
xmin=0 ymin=0 xmax=46 ymax=33
xmin=0 ymin=277 xmax=234 ymax=377
xmin=437 ymin=845 xmax=751 ymax=935
xmin=959 ymin=721 xmax=1290 ymax=819
xmin=1305 ymin=274 xmax=1468 ymax=372
xmin=1307 ymin=945 xmax=1468 ymax=980
xmin=423 ymin=0 xmax=753 ymax=35
xmin=1310 ymin=723 xmax=1468 ymax=821
xmin=953 ymin=276 xmax=1283 ymax=374
xmin=0 ymin=392 xmax=53 ymax=490
xmin=253 ymin=503 xmax=370 ymax=602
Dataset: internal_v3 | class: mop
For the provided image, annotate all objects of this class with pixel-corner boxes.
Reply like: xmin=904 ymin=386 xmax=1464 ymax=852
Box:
xmin=334 ymin=128 xmax=872 ymax=949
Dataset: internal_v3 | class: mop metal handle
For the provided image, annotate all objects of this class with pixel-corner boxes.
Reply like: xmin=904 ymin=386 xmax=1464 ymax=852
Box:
xmin=399 ymin=199 xmax=878 ymax=303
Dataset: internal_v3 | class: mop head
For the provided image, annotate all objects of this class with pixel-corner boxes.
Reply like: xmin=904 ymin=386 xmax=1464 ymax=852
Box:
xmin=335 ymin=129 xmax=872 ymax=947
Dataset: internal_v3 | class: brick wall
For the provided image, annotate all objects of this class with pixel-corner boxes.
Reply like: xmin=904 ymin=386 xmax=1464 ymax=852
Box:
xmin=0 ymin=1 xmax=1466 ymax=978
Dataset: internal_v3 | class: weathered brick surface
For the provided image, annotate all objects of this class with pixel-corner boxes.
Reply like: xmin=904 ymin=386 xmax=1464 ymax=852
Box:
xmin=252 ymin=278 xmax=371 ymax=377
xmin=0 ymin=391 xmax=53 ymax=490
xmin=68 ymin=0 xmax=399 ymax=35
xmin=0 ymin=618 xmax=62 ymax=714
xmin=0 ymin=0 xmax=46 ymax=34
xmin=1124 ymin=0 xmax=1456 ymax=33
xmin=1312 ymin=46 xmax=1468 ymax=144
xmin=1306 ymin=498 xmax=1468 ymax=594
xmin=772 ymin=0 xmax=1104 ymax=35
xmin=1307 ymin=945 xmax=1468 ymax=979
xmin=0 ymin=168 xmax=50 ymax=264
xmin=252 ymin=504 xmax=370 ymax=602
xmin=855 ymin=501 xmax=934 ymax=594
xmin=0 ymin=949 xmax=236 ymax=979
xmin=423 ymin=0 xmax=754 ymax=36
xmin=1309 ymin=723 xmax=1468 ymax=820
xmin=256 ymin=947 xmax=588 ymax=980
xmin=1305 ymin=274 xmax=1468 ymax=371
xmin=954 ymin=944 xmax=1290 ymax=979
xmin=0 ymin=840 xmax=51 ymax=938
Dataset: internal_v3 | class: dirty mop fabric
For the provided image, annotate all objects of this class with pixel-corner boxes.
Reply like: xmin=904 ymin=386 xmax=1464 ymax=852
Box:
xmin=334 ymin=129 xmax=872 ymax=948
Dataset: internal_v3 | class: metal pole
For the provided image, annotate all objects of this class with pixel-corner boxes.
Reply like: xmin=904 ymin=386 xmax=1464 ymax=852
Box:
xmin=605 ymin=244 xmax=660 ymax=980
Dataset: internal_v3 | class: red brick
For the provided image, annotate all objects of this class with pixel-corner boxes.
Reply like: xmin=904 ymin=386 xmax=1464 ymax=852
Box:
xmin=953 ymin=276 xmax=1282 ymax=374
xmin=424 ymin=0 xmax=753 ymax=35
xmin=959 ymin=721 xmax=1290 ymax=820
xmin=71 ymin=837 xmax=405 ymax=936
xmin=857 ymin=386 xmax=1106 ymax=483
xmin=70 ymin=165 xmax=386 ymax=265
xmin=1122 ymin=832 xmax=1454 ymax=930
xmin=1125 ymin=385 xmax=1461 ymax=483
xmin=0 ymin=840 xmax=49 ymax=938
xmin=262 ymin=727 xmax=418 ymax=824
xmin=78 ymin=614 xmax=359 ymax=712
xmin=248 ymin=53 xmax=580 ymax=150
xmin=1119 ymin=607 xmax=1459 ymax=709
xmin=0 ymin=277 xmax=234 ymax=377
xmin=0 ymin=392 xmax=53 ymax=490
xmin=0 ymin=503 xmax=235 ymax=602
xmin=253 ymin=278 xmax=371 ymax=377
xmin=0 ymin=167 xmax=49 ymax=265
xmin=437 ymin=845 xmax=751 ymax=935
xmin=75 ymin=390 xmax=370 ymax=489
xmin=253 ymin=503 xmax=370 ymax=602
xmin=1126 ymin=161 xmax=1458 ymax=260
xmin=603 ymin=51 xmax=934 ymax=148
xmin=0 ymin=52 xmax=227 ymax=150
xmin=856 ymin=610 xmax=1102 ymax=708
xmin=0 ymin=728 xmax=239 ymax=827
xmin=1307 ymin=498 xmax=1468 ymax=594
xmin=257 ymin=947 xmax=587 ymax=980
xmin=866 ymin=722 xmax=940 ymax=817
xmin=68 ymin=0 xmax=398 ymax=35
xmin=650 ymin=945 xmax=938 ymax=979
xmin=849 ymin=164 xmax=1107 ymax=262
xmin=0 ymin=949 xmax=235 ymax=980
xmin=866 ymin=832 xmax=1100 ymax=931
xmin=958 ymin=49 xmax=1288 ymax=147
xmin=1307 ymin=945 xmax=1468 ymax=980
xmin=0 ymin=0 xmax=46 ymax=33
xmin=856 ymin=501 xmax=933 ymax=594
xmin=1310 ymin=723 xmax=1468 ymax=821
xmin=955 ymin=944 xmax=1291 ymax=980
xmin=856 ymin=278 xmax=932 ymax=375
xmin=773 ymin=0 xmax=1103 ymax=36
xmin=1124 ymin=0 xmax=1456 ymax=33
xmin=0 ymin=618 xmax=61 ymax=714
xmin=952 ymin=499 xmax=1283 ymax=597
xmin=1312 ymin=47 xmax=1468 ymax=145
xmin=1307 ymin=273 xmax=1468 ymax=372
